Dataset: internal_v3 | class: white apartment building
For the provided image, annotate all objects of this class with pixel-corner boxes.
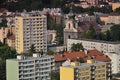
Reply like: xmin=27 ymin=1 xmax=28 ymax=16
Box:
xmin=6 ymin=53 xmax=55 ymax=80
xmin=15 ymin=12 xmax=47 ymax=54
xmin=67 ymin=39 xmax=120 ymax=53
xmin=105 ymin=52 xmax=120 ymax=74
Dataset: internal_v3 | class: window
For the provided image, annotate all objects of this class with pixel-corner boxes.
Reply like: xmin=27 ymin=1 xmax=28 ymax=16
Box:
xmin=68 ymin=35 xmax=71 ymax=39
xmin=68 ymin=23 xmax=70 ymax=29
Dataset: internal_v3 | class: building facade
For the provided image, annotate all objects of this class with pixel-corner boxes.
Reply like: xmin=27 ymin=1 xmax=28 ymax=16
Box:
xmin=64 ymin=14 xmax=100 ymax=45
xmin=67 ymin=39 xmax=120 ymax=53
xmin=0 ymin=27 xmax=15 ymax=43
xmin=60 ymin=59 xmax=112 ymax=80
xmin=64 ymin=19 xmax=78 ymax=45
xmin=6 ymin=54 xmax=55 ymax=80
xmin=100 ymin=14 xmax=120 ymax=25
xmin=47 ymin=30 xmax=56 ymax=44
xmin=15 ymin=13 xmax=47 ymax=54
xmin=110 ymin=3 xmax=120 ymax=11
xmin=105 ymin=52 xmax=120 ymax=74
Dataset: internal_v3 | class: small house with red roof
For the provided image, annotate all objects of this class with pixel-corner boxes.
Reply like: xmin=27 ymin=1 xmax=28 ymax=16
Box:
xmin=7 ymin=35 xmax=15 ymax=48
xmin=54 ymin=50 xmax=111 ymax=71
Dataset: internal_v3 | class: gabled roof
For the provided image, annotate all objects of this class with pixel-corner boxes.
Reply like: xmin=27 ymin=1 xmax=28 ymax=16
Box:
xmin=7 ymin=35 xmax=15 ymax=40
xmin=54 ymin=50 xmax=111 ymax=62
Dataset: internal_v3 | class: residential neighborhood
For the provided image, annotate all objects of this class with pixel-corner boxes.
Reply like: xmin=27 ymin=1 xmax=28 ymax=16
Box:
xmin=0 ymin=0 xmax=120 ymax=80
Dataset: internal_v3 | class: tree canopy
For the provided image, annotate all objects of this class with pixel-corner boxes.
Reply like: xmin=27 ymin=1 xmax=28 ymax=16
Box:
xmin=50 ymin=71 xmax=60 ymax=80
xmin=80 ymin=24 xmax=120 ymax=42
xmin=115 ymin=7 xmax=120 ymax=14
xmin=77 ymin=57 xmax=84 ymax=63
xmin=0 ymin=43 xmax=16 ymax=80
xmin=47 ymin=50 xmax=54 ymax=55
xmin=71 ymin=43 xmax=84 ymax=51
xmin=110 ymin=24 xmax=120 ymax=41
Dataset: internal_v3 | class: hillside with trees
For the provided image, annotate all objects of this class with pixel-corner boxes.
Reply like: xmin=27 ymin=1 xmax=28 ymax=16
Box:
xmin=0 ymin=43 xmax=16 ymax=80
xmin=81 ymin=24 xmax=120 ymax=41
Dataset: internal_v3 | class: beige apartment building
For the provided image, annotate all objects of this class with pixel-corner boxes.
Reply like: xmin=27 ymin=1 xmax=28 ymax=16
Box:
xmin=100 ymin=14 xmax=120 ymax=25
xmin=110 ymin=3 xmax=120 ymax=11
xmin=15 ymin=13 xmax=47 ymax=54
xmin=67 ymin=39 xmax=120 ymax=53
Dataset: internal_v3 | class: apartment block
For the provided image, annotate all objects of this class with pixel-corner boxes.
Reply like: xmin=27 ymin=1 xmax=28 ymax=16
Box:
xmin=100 ymin=14 xmax=120 ymax=25
xmin=60 ymin=59 xmax=112 ymax=80
xmin=105 ymin=52 xmax=120 ymax=74
xmin=15 ymin=13 xmax=47 ymax=54
xmin=67 ymin=39 xmax=120 ymax=53
xmin=6 ymin=54 xmax=55 ymax=80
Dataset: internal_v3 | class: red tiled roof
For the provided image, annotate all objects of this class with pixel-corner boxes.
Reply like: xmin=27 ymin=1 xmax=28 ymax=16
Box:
xmin=54 ymin=50 xmax=111 ymax=62
xmin=54 ymin=54 xmax=67 ymax=62
xmin=64 ymin=51 xmax=86 ymax=61
xmin=87 ymin=50 xmax=104 ymax=56
xmin=0 ymin=8 xmax=7 ymax=13
xmin=94 ymin=55 xmax=110 ymax=62
xmin=7 ymin=35 xmax=15 ymax=40
xmin=54 ymin=51 xmax=86 ymax=62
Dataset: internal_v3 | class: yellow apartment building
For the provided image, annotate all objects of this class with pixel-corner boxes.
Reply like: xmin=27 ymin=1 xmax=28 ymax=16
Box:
xmin=15 ymin=13 xmax=47 ymax=54
xmin=60 ymin=59 xmax=112 ymax=80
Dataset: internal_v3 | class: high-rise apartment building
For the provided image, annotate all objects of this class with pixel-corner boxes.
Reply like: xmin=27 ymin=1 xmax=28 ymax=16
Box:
xmin=60 ymin=59 xmax=112 ymax=80
xmin=15 ymin=13 xmax=47 ymax=54
xmin=6 ymin=53 xmax=55 ymax=80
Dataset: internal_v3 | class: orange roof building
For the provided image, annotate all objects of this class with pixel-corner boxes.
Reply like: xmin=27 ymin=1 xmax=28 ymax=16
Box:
xmin=54 ymin=50 xmax=111 ymax=62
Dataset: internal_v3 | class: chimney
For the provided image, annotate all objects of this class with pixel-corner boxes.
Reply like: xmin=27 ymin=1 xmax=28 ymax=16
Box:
xmin=60 ymin=54 xmax=64 ymax=57
xmin=87 ymin=59 xmax=96 ymax=64
xmin=84 ymin=49 xmax=88 ymax=54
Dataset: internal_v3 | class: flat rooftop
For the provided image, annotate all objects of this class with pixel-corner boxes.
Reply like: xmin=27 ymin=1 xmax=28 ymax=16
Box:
xmin=68 ymin=38 xmax=120 ymax=44
xmin=63 ymin=61 xmax=109 ymax=68
xmin=7 ymin=55 xmax=54 ymax=61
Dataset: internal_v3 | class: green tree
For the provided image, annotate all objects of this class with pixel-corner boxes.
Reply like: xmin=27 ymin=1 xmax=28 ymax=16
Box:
xmin=72 ymin=6 xmax=85 ymax=13
xmin=0 ymin=43 xmax=16 ymax=80
xmin=71 ymin=43 xmax=84 ymax=52
xmin=47 ymin=50 xmax=54 ymax=55
xmin=115 ymin=7 xmax=120 ymax=14
xmin=30 ymin=44 xmax=35 ymax=53
xmin=96 ymin=32 xmax=105 ymax=40
xmin=77 ymin=57 xmax=84 ymax=63
xmin=83 ymin=25 xmax=96 ymax=39
xmin=0 ymin=18 xmax=7 ymax=27
xmin=27 ymin=44 xmax=35 ymax=56
xmin=62 ymin=6 xmax=70 ymax=14
xmin=50 ymin=71 xmax=60 ymax=80
xmin=105 ymin=30 xmax=111 ymax=41
xmin=100 ymin=6 xmax=113 ymax=14
xmin=110 ymin=24 xmax=120 ymax=41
